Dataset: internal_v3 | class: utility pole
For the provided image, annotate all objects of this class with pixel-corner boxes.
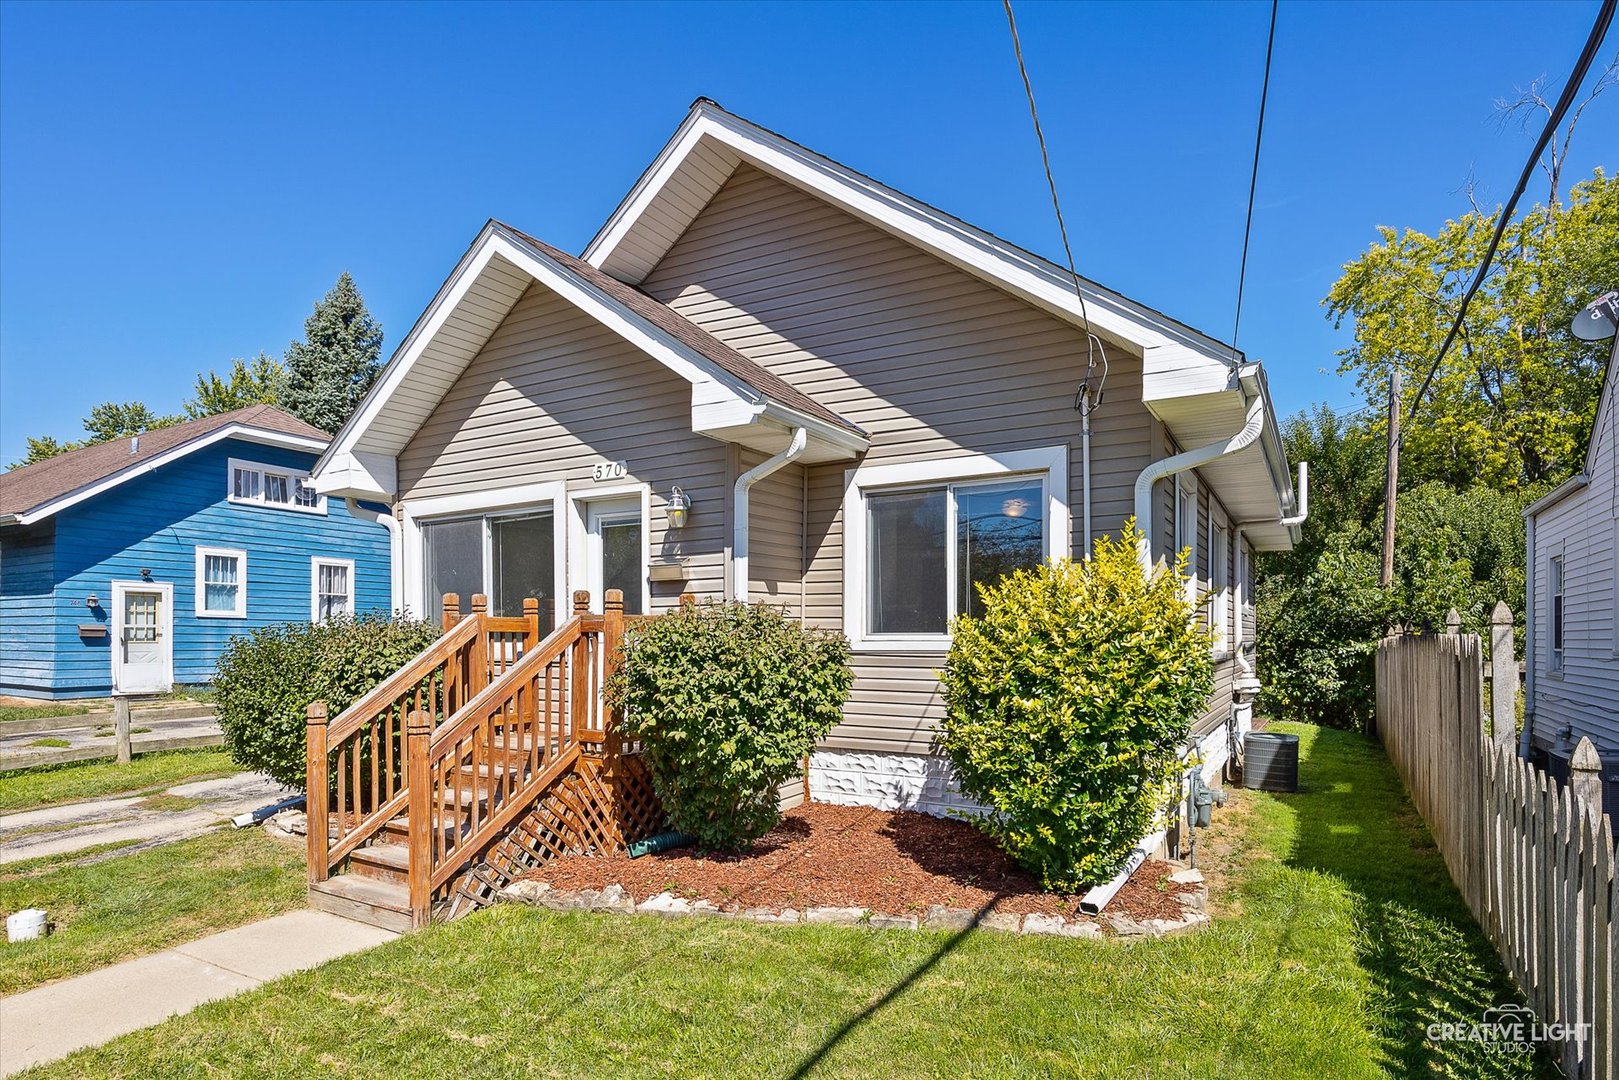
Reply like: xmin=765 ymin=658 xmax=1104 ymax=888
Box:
xmin=1380 ymin=367 xmax=1401 ymax=589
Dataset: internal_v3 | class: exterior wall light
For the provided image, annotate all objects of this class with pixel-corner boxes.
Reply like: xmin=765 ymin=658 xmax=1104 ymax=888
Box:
xmin=85 ymin=593 xmax=100 ymax=609
xmin=667 ymin=486 xmax=691 ymax=530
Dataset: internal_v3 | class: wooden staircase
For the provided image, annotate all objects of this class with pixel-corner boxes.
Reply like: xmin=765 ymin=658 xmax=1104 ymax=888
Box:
xmin=304 ymin=589 xmax=664 ymax=930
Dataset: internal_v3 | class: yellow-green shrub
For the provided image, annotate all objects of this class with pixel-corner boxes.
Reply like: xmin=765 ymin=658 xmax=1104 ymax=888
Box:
xmin=938 ymin=523 xmax=1212 ymax=891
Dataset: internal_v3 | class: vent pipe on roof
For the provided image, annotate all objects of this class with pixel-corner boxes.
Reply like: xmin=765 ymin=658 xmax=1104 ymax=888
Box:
xmin=130 ymin=437 xmax=139 ymax=455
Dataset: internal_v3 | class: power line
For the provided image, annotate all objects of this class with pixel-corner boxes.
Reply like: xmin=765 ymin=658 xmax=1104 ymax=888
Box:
xmin=1002 ymin=0 xmax=1108 ymax=412
xmin=1406 ymin=0 xmax=1616 ymax=427
xmin=1231 ymin=0 xmax=1278 ymax=366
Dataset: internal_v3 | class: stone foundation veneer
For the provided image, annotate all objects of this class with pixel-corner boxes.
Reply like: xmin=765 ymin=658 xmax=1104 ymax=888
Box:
xmin=807 ymin=750 xmax=986 ymax=818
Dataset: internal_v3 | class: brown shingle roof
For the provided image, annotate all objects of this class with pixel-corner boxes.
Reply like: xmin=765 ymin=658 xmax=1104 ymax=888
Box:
xmin=494 ymin=222 xmax=864 ymax=437
xmin=0 ymin=405 xmax=329 ymax=520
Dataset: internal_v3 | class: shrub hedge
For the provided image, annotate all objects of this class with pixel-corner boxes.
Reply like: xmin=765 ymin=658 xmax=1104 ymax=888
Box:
xmin=938 ymin=524 xmax=1213 ymax=891
xmin=214 ymin=613 xmax=441 ymax=790
xmin=604 ymin=600 xmax=852 ymax=851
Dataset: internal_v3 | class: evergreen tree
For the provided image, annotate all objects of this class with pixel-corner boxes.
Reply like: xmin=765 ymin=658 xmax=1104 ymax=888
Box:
xmin=280 ymin=272 xmax=384 ymax=433
xmin=185 ymin=353 xmax=286 ymax=419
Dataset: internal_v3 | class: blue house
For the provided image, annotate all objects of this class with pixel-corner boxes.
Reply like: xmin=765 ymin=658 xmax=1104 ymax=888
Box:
xmin=0 ymin=405 xmax=394 ymax=699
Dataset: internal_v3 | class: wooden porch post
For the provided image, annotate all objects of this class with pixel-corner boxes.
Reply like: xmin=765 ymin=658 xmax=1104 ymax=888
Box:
xmin=406 ymin=710 xmax=433 ymax=928
xmin=305 ymin=702 xmax=330 ymax=884
xmin=603 ymin=589 xmax=625 ymax=773
xmin=523 ymin=597 xmax=541 ymax=651
xmin=442 ymin=593 xmax=462 ymax=713
xmin=442 ymin=593 xmax=460 ymax=632
xmin=470 ymin=593 xmax=489 ymax=696
xmin=570 ymin=590 xmax=590 ymax=738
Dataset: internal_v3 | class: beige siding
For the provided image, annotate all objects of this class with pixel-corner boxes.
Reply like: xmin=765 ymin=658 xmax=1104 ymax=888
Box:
xmin=642 ymin=164 xmax=1158 ymax=753
xmin=396 ymin=281 xmax=729 ymax=609
xmin=741 ymin=448 xmax=804 ymax=616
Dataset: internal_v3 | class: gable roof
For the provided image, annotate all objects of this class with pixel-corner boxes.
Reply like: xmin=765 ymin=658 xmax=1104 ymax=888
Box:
xmin=0 ymin=405 xmax=329 ymax=525
xmin=497 ymin=224 xmax=860 ymax=436
xmin=312 ymin=220 xmax=869 ymax=500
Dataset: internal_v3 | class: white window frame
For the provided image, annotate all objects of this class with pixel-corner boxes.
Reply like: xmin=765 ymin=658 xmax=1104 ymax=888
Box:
xmin=1550 ymin=552 xmax=1565 ymax=672
xmin=842 ymin=445 xmax=1070 ymax=653
xmin=195 ymin=546 xmax=248 ymax=618
xmin=1174 ymin=473 xmax=1199 ymax=607
xmin=401 ymin=481 xmax=568 ymax=621
xmin=568 ymin=482 xmax=652 ymax=615
xmin=1209 ymin=515 xmax=1231 ymax=656
xmin=311 ymin=557 xmax=356 ymax=622
xmin=227 ymin=457 xmax=326 ymax=515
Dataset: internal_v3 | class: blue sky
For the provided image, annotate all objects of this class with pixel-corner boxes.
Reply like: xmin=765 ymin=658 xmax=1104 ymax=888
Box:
xmin=2 ymin=0 xmax=1614 ymax=466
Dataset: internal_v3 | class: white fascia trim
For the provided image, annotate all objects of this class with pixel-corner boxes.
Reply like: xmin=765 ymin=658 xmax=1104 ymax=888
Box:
xmin=310 ymin=556 xmax=356 ymax=622
xmin=584 ymin=104 xmax=1236 ymax=369
xmin=194 ymin=546 xmax=248 ymax=619
xmin=1524 ymin=474 xmax=1590 ymax=519
xmin=11 ymin=426 xmax=328 ymax=526
xmin=400 ymin=480 xmax=568 ymax=620
xmin=841 ymin=445 xmax=1070 ymax=653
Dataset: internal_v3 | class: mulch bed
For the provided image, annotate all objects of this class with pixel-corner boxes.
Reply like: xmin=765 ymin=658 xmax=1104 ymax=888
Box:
xmin=521 ymin=803 xmax=1196 ymax=922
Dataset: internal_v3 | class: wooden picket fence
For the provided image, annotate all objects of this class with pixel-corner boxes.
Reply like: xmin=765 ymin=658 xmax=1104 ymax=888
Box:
xmin=1376 ymin=631 xmax=1617 ymax=1078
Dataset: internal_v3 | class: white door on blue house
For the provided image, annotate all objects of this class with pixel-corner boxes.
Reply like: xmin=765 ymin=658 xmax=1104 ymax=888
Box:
xmin=582 ymin=499 xmax=645 ymax=615
xmin=112 ymin=581 xmax=173 ymax=693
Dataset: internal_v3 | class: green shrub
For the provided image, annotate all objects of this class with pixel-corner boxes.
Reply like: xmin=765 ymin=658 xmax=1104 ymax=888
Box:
xmin=605 ymin=601 xmax=853 ymax=851
xmin=214 ymin=613 xmax=440 ymax=790
xmin=938 ymin=524 xmax=1212 ymax=891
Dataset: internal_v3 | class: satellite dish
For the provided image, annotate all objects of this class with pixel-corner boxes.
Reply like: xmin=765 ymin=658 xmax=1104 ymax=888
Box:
xmin=1571 ymin=290 xmax=1619 ymax=341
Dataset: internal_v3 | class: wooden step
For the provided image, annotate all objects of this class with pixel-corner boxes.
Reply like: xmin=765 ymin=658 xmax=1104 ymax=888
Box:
xmin=308 ymin=875 xmax=413 ymax=933
xmin=348 ymin=841 xmax=409 ymax=884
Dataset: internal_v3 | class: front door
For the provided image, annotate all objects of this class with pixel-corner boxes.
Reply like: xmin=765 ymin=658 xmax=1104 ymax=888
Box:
xmin=583 ymin=499 xmax=645 ymax=615
xmin=112 ymin=581 xmax=173 ymax=693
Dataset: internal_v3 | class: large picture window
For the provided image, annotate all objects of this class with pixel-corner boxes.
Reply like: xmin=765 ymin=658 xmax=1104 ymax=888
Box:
xmin=422 ymin=510 xmax=556 ymax=626
xmin=866 ymin=475 xmax=1047 ymax=638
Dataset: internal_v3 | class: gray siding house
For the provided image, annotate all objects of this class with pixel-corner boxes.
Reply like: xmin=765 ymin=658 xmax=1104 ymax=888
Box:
xmin=311 ymin=101 xmax=1303 ymax=813
xmin=1524 ymin=330 xmax=1619 ymax=806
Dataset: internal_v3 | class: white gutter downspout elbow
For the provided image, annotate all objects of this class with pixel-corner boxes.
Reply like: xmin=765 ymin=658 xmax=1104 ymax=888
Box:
xmin=1132 ymin=396 xmax=1266 ymax=574
xmin=732 ymin=427 xmax=808 ymax=602
xmin=345 ymin=498 xmax=403 ymax=613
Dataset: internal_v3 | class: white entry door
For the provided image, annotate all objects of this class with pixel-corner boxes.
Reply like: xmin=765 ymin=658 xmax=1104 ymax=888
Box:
xmin=583 ymin=499 xmax=645 ymax=615
xmin=112 ymin=581 xmax=173 ymax=693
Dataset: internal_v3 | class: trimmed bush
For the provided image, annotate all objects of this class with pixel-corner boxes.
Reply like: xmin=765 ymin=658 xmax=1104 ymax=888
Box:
xmin=605 ymin=601 xmax=853 ymax=851
xmin=938 ymin=524 xmax=1213 ymax=891
xmin=214 ymin=613 xmax=440 ymax=790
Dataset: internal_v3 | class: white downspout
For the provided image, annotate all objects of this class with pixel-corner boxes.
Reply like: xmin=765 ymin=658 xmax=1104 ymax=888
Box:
xmin=1280 ymin=461 xmax=1308 ymax=527
xmin=345 ymin=498 xmax=403 ymax=613
xmin=732 ymin=427 xmax=808 ymax=602
xmin=1132 ymin=396 xmax=1266 ymax=573
xmin=1080 ymin=392 xmax=1094 ymax=557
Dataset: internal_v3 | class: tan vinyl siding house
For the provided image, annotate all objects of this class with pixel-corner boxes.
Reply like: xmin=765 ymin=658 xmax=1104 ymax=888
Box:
xmin=312 ymin=100 xmax=1300 ymax=817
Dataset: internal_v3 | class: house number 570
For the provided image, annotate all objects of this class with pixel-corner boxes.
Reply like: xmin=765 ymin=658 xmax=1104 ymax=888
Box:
xmin=592 ymin=460 xmax=628 ymax=481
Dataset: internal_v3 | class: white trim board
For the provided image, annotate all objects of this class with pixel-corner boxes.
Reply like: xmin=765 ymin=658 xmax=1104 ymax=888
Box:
xmin=2 ymin=426 xmax=328 ymax=526
xmin=841 ymin=445 xmax=1070 ymax=653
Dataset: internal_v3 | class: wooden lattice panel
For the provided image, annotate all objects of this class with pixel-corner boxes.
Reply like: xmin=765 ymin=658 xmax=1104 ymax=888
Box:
xmin=448 ymin=750 xmax=664 ymax=917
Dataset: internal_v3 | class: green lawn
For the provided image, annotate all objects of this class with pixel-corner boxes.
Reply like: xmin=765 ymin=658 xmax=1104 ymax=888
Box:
xmin=15 ymin=725 xmax=1550 ymax=1079
xmin=0 ymin=702 xmax=106 ymax=724
xmin=0 ymin=748 xmax=240 ymax=814
xmin=0 ymin=828 xmax=306 ymax=995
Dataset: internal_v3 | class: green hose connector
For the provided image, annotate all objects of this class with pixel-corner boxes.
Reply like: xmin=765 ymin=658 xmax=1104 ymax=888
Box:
xmin=628 ymin=831 xmax=697 ymax=858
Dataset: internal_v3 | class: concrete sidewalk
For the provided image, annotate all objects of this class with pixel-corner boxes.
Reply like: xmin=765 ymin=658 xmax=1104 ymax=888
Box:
xmin=0 ymin=909 xmax=396 ymax=1075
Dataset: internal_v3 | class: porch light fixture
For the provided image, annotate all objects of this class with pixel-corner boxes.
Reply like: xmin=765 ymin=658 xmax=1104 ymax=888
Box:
xmin=85 ymin=593 xmax=99 ymax=609
xmin=667 ymin=486 xmax=691 ymax=530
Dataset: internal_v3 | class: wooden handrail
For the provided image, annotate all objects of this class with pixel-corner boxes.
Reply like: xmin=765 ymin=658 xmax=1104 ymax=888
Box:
xmin=428 ymin=614 xmax=585 ymax=754
xmin=326 ymin=613 xmax=480 ymax=745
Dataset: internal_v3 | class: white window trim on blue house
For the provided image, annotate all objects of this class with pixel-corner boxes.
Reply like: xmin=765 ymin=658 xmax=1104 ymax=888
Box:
xmin=195 ymin=546 xmax=247 ymax=618
xmin=311 ymin=557 xmax=356 ymax=622
xmin=227 ymin=457 xmax=326 ymax=515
